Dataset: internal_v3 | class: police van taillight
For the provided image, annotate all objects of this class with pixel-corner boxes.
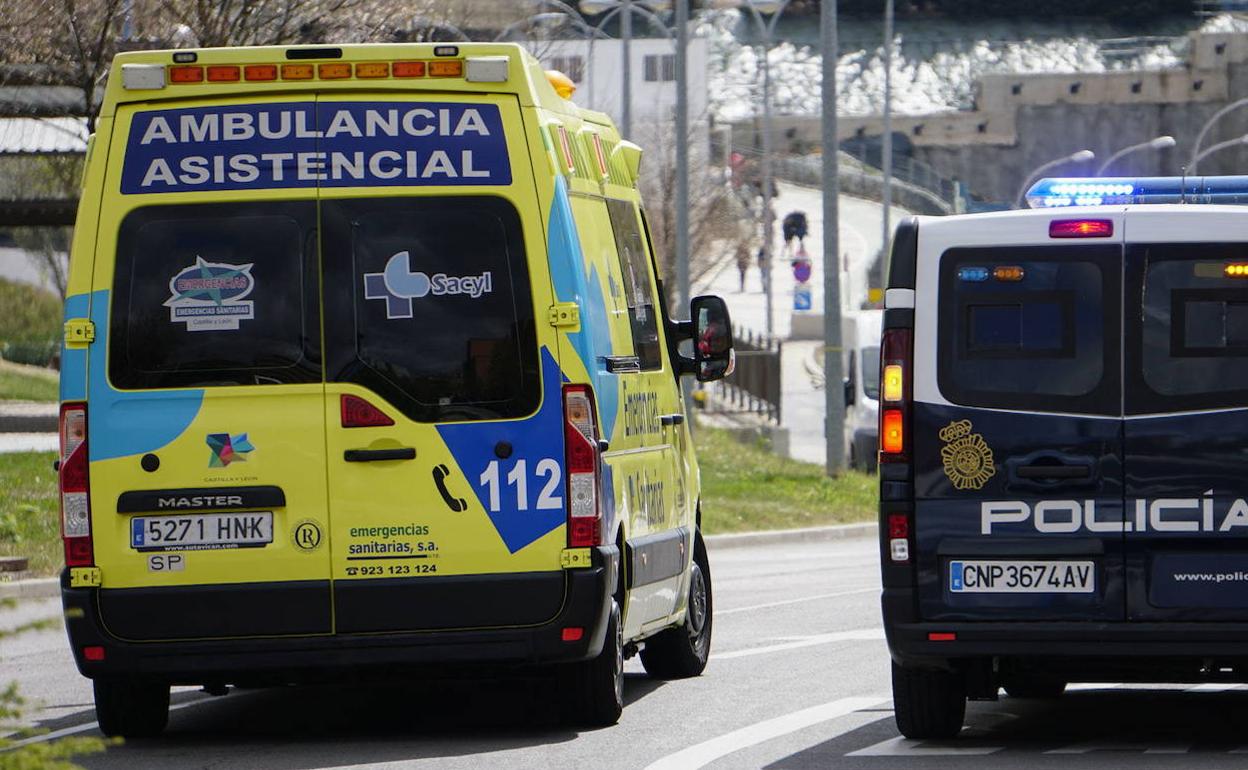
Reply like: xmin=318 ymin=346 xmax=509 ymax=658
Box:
xmin=564 ymin=385 xmax=602 ymax=548
xmin=879 ymin=328 xmax=912 ymax=464
xmin=59 ymin=403 xmax=93 ymax=567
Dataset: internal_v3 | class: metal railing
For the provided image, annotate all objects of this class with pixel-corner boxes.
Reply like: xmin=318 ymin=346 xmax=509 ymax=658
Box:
xmin=709 ymin=326 xmax=782 ymax=423
xmin=838 ymin=138 xmax=958 ymax=205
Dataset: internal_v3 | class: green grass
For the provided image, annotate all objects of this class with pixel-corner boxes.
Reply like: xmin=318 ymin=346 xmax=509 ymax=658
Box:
xmin=0 ymin=452 xmax=60 ymax=577
xmin=0 ymin=363 xmax=57 ymax=402
xmin=696 ymin=427 xmax=877 ymax=534
xmin=0 ymin=277 xmax=61 ymax=368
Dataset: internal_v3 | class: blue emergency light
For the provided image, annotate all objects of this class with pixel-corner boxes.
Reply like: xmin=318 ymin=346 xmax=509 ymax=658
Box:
xmin=1025 ymin=176 xmax=1248 ymax=208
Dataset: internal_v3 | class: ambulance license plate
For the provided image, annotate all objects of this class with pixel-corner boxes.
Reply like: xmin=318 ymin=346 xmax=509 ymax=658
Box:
xmin=949 ymin=560 xmax=1094 ymax=593
xmin=131 ymin=513 xmax=273 ymax=552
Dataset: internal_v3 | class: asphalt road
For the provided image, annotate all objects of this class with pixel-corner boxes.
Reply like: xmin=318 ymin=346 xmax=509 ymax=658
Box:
xmin=10 ymin=537 xmax=1248 ymax=769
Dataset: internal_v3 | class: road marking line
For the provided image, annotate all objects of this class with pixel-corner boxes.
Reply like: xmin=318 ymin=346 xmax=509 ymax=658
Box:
xmin=4 ymin=696 xmax=209 ymax=748
xmin=1186 ymin=682 xmax=1244 ymax=692
xmin=642 ymin=695 xmax=886 ymax=770
xmin=1046 ymin=742 xmax=1190 ymax=754
xmin=715 ymin=628 xmax=885 ymax=660
xmin=848 ymin=736 xmax=1004 ymax=757
xmin=717 ymin=588 xmax=877 ymax=616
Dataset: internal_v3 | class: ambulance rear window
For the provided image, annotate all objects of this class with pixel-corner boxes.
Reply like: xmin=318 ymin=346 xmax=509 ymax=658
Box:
xmin=109 ymin=201 xmax=320 ymax=390
xmin=937 ymin=246 xmax=1120 ymax=415
xmin=320 ymin=196 xmax=538 ymax=423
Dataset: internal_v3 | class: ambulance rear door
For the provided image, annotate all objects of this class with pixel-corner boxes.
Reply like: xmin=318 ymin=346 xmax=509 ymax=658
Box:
xmin=315 ymin=93 xmax=569 ymax=634
xmin=88 ymin=96 xmax=332 ymax=641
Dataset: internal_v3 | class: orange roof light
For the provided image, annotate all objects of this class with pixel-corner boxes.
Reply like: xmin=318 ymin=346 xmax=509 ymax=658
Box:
xmin=281 ymin=64 xmax=314 ymax=80
xmin=244 ymin=64 xmax=278 ymax=81
xmin=168 ymin=65 xmax=204 ymax=83
xmin=205 ymin=65 xmax=240 ymax=82
xmin=318 ymin=63 xmax=351 ymax=79
xmin=1226 ymin=264 xmax=1248 ymax=277
xmin=355 ymin=62 xmax=390 ymax=78
xmin=547 ymin=70 xmax=576 ymax=99
xmin=428 ymin=59 xmax=464 ymax=78
xmin=993 ymin=266 xmax=1026 ymax=282
xmin=393 ymin=61 xmax=426 ymax=78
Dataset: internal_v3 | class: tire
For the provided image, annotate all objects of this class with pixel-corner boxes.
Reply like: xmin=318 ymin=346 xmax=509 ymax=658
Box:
xmin=559 ymin=599 xmax=624 ymax=727
xmin=94 ymin=679 xmax=170 ymax=739
xmin=1004 ymin=678 xmax=1066 ymax=699
xmin=891 ymin=662 xmax=966 ymax=739
xmin=640 ymin=536 xmax=713 ymax=679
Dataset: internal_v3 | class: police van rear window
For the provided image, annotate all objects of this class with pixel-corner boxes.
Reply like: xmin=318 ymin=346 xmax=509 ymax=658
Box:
xmin=110 ymin=201 xmax=320 ymax=390
xmin=937 ymin=246 xmax=1120 ymax=415
xmin=321 ymin=196 xmax=538 ymax=423
xmin=1127 ymin=244 xmax=1248 ymax=412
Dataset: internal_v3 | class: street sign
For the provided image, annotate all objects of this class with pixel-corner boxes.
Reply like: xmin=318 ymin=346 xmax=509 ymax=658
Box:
xmin=794 ymin=284 xmax=813 ymax=311
xmin=793 ymin=259 xmax=812 ymax=283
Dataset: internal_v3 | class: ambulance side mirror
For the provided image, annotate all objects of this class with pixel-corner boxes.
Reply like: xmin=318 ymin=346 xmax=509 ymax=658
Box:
xmin=682 ymin=295 xmax=734 ymax=383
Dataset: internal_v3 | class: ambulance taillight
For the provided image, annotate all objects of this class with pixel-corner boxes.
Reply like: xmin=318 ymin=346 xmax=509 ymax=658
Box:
xmin=564 ymin=385 xmax=602 ymax=548
xmin=59 ymin=403 xmax=93 ymax=567
xmin=878 ymin=328 xmax=912 ymax=464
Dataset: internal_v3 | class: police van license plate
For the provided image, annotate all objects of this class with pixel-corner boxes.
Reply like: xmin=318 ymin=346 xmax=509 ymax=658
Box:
xmin=949 ymin=560 xmax=1094 ymax=593
xmin=131 ymin=513 xmax=273 ymax=551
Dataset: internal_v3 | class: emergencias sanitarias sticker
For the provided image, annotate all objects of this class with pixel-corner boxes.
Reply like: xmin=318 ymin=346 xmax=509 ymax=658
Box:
xmin=165 ymin=257 xmax=255 ymax=331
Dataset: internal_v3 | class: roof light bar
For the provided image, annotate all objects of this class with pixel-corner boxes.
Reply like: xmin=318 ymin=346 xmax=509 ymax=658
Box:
xmin=1027 ymin=176 xmax=1248 ymax=208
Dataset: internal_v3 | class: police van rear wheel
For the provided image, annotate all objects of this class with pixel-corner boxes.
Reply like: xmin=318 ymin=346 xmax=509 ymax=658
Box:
xmin=1003 ymin=678 xmax=1066 ymax=699
xmin=559 ymin=599 xmax=624 ymax=727
xmin=891 ymin=662 xmax=966 ymax=739
xmin=94 ymin=679 xmax=170 ymax=739
xmin=640 ymin=537 xmax=712 ymax=679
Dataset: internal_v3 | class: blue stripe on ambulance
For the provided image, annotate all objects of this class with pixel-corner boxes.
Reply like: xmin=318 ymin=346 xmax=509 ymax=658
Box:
xmin=71 ymin=289 xmax=205 ymax=461
xmin=436 ymin=347 xmax=566 ymax=554
xmin=545 ymin=176 xmax=620 ymax=443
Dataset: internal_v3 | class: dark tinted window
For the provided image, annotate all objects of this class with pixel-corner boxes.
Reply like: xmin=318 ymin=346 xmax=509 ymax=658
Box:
xmin=862 ymin=346 xmax=880 ymax=400
xmin=110 ymin=202 xmax=320 ymax=389
xmin=322 ymin=197 xmax=538 ymax=423
xmin=1127 ymin=244 xmax=1248 ymax=412
xmin=606 ymin=199 xmax=663 ymax=370
xmin=937 ymin=246 xmax=1119 ymax=415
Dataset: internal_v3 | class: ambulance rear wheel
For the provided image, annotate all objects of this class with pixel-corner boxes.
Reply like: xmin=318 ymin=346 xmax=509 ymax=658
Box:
xmin=891 ymin=662 xmax=966 ymax=739
xmin=559 ymin=599 xmax=624 ymax=727
xmin=94 ymin=679 xmax=170 ymax=739
xmin=1003 ymin=678 xmax=1066 ymax=699
xmin=640 ymin=536 xmax=712 ymax=679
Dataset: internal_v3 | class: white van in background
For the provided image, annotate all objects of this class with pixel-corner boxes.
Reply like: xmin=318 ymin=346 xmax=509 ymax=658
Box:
xmin=842 ymin=309 xmax=882 ymax=472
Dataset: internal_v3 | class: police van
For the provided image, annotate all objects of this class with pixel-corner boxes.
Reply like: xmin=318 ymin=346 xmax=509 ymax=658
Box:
xmin=57 ymin=42 xmax=733 ymax=738
xmin=880 ymin=176 xmax=1248 ymax=738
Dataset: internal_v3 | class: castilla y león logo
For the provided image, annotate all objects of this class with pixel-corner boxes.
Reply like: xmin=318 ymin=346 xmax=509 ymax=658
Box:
xmin=939 ymin=419 xmax=996 ymax=490
xmin=207 ymin=433 xmax=254 ymax=468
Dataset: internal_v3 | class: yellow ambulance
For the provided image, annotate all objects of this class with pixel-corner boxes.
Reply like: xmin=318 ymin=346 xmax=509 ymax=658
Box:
xmin=57 ymin=42 xmax=734 ymax=737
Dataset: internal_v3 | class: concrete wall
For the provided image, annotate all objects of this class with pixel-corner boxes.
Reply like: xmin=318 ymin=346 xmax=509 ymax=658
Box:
xmin=731 ymin=31 xmax=1248 ymax=204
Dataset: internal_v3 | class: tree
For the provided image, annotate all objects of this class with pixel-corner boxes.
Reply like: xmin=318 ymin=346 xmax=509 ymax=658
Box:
xmin=634 ymin=116 xmax=753 ymax=314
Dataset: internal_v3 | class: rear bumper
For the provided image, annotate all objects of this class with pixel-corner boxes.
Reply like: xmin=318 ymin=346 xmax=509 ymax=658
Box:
xmin=62 ymin=546 xmax=618 ymax=684
xmin=884 ymin=587 xmax=1248 ymax=666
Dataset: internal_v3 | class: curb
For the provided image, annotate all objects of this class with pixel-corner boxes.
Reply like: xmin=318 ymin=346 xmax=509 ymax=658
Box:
xmin=0 ymin=577 xmax=59 ymax=601
xmin=0 ymin=525 xmax=878 ymax=601
xmin=0 ymin=403 xmax=58 ymax=434
xmin=705 ymin=522 xmax=876 ymax=550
